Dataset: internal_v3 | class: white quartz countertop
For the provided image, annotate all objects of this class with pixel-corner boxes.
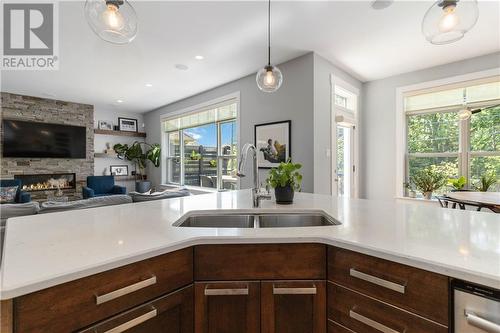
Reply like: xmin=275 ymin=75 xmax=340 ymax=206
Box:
xmin=1 ymin=190 xmax=499 ymax=299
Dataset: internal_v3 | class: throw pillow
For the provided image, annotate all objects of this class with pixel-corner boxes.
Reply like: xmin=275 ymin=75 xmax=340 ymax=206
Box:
xmin=0 ymin=185 xmax=18 ymax=204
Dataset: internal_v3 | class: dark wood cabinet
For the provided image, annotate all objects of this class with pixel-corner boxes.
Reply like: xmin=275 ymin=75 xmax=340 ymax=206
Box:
xmin=80 ymin=285 xmax=194 ymax=333
xmin=261 ymin=280 xmax=326 ymax=333
xmin=194 ymin=281 xmax=260 ymax=333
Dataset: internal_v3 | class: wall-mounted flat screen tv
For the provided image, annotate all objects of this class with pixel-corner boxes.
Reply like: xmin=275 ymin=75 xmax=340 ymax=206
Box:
xmin=2 ymin=120 xmax=86 ymax=158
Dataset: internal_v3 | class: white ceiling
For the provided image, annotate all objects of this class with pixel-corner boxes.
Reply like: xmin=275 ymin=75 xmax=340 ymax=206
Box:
xmin=2 ymin=1 xmax=499 ymax=113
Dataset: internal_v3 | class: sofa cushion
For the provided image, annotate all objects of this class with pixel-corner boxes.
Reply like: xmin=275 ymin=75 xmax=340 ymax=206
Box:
xmin=39 ymin=195 xmax=132 ymax=214
xmin=0 ymin=186 xmax=19 ymax=204
xmin=0 ymin=201 xmax=40 ymax=227
xmin=129 ymin=188 xmax=191 ymax=202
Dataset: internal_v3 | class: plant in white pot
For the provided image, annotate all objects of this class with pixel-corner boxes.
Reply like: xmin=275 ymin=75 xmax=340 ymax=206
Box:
xmin=266 ymin=160 xmax=302 ymax=204
xmin=411 ymin=167 xmax=447 ymax=200
xmin=113 ymin=141 xmax=161 ymax=193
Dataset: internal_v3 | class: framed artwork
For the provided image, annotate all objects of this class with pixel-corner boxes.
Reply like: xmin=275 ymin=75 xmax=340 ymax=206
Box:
xmin=98 ymin=120 xmax=113 ymax=130
xmin=254 ymin=120 xmax=291 ymax=169
xmin=118 ymin=117 xmax=138 ymax=132
xmin=110 ymin=165 xmax=129 ymax=176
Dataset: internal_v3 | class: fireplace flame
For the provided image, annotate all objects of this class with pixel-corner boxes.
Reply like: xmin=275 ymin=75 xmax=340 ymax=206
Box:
xmin=21 ymin=177 xmax=72 ymax=191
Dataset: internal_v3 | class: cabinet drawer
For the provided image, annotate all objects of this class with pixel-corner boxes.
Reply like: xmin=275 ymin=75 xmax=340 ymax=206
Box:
xmin=79 ymin=284 xmax=193 ymax=333
xmin=15 ymin=247 xmax=193 ymax=333
xmin=327 ymin=246 xmax=448 ymax=325
xmin=328 ymin=283 xmax=448 ymax=333
xmin=195 ymin=243 xmax=326 ymax=280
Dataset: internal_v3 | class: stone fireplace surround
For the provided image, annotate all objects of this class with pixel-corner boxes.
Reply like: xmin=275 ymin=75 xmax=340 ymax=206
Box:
xmin=1 ymin=93 xmax=94 ymax=200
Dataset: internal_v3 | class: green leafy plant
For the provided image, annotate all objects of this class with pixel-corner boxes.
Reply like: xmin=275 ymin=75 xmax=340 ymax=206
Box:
xmin=474 ymin=173 xmax=497 ymax=192
xmin=266 ymin=160 xmax=303 ymax=191
xmin=448 ymin=176 xmax=467 ymax=190
xmin=189 ymin=150 xmax=201 ymax=161
xmin=410 ymin=167 xmax=447 ymax=198
xmin=113 ymin=141 xmax=161 ymax=179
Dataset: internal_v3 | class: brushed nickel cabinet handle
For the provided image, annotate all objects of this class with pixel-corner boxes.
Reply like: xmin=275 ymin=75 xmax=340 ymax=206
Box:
xmin=96 ymin=276 xmax=157 ymax=305
xmin=103 ymin=309 xmax=157 ymax=333
xmin=349 ymin=310 xmax=401 ymax=333
xmin=349 ymin=268 xmax=406 ymax=294
xmin=204 ymin=288 xmax=249 ymax=296
xmin=465 ymin=311 xmax=500 ymax=333
xmin=273 ymin=286 xmax=317 ymax=295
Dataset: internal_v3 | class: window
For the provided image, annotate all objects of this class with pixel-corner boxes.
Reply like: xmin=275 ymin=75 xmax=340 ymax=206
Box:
xmin=404 ymin=78 xmax=500 ymax=195
xmin=163 ymin=99 xmax=238 ymax=190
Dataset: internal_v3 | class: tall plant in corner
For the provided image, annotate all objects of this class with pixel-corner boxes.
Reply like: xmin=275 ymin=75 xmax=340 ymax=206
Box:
xmin=113 ymin=141 xmax=161 ymax=182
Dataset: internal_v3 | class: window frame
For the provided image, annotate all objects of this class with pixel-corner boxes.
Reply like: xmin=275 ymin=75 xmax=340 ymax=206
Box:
xmin=160 ymin=92 xmax=240 ymax=191
xmin=395 ymin=68 xmax=500 ymax=198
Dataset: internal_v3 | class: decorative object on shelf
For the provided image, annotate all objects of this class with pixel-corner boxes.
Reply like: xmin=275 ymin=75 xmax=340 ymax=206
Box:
xmin=404 ymin=182 xmax=417 ymax=198
xmin=84 ymin=0 xmax=138 ymax=44
xmin=110 ymin=165 xmax=129 ymax=176
xmin=256 ymin=0 xmax=283 ymax=93
xmin=448 ymin=176 xmax=467 ymax=191
xmin=255 ymin=120 xmax=291 ymax=168
xmin=266 ymin=160 xmax=302 ymax=204
xmin=98 ymin=120 xmax=113 ymax=130
xmin=105 ymin=142 xmax=116 ymax=155
xmin=113 ymin=141 xmax=161 ymax=192
xmin=410 ymin=167 xmax=447 ymax=200
xmin=422 ymin=0 xmax=479 ymax=45
xmin=118 ymin=117 xmax=138 ymax=132
xmin=113 ymin=125 xmax=120 ymax=131
xmin=474 ymin=173 xmax=497 ymax=192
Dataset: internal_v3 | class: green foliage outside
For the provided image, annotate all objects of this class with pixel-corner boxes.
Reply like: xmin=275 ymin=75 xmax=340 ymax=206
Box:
xmin=407 ymin=106 xmax=499 ymax=192
xmin=267 ymin=160 xmax=303 ymax=191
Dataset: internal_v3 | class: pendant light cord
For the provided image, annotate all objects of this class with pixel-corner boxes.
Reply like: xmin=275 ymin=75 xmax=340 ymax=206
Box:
xmin=268 ymin=0 xmax=271 ymax=66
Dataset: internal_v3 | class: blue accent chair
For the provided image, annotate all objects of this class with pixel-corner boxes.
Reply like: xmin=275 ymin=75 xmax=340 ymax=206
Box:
xmin=0 ymin=179 xmax=32 ymax=203
xmin=82 ymin=176 xmax=127 ymax=199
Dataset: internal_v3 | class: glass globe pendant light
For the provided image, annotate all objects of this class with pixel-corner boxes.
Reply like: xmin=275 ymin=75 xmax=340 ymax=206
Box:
xmin=422 ymin=0 xmax=479 ymax=45
xmin=85 ymin=0 xmax=138 ymax=44
xmin=256 ymin=0 xmax=283 ymax=93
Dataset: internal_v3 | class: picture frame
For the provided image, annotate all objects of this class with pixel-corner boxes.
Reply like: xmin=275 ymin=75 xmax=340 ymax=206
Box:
xmin=118 ymin=117 xmax=138 ymax=132
xmin=254 ymin=120 xmax=291 ymax=169
xmin=110 ymin=165 xmax=129 ymax=176
xmin=98 ymin=120 xmax=113 ymax=130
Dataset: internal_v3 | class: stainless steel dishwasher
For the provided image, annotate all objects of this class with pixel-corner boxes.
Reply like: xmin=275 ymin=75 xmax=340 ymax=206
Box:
xmin=453 ymin=279 xmax=500 ymax=333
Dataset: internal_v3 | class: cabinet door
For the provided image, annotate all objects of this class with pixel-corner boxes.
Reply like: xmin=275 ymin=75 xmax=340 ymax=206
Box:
xmin=195 ymin=281 xmax=260 ymax=333
xmin=79 ymin=285 xmax=193 ymax=333
xmin=262 ymin=280 xmax=326 ymax=333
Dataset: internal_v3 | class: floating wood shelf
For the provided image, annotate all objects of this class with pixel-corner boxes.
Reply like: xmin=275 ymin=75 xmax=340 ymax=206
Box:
xmin=94 ymin=129 xmax=146 ymax=138
xmin=94 ymin=153 xmax=119 ymax=158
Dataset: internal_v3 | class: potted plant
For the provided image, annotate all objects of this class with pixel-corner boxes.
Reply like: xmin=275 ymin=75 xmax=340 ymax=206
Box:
xmin=113 ymin=141 xmax=161 ymax=193
xmin=266 ymin=160 xmax=302 ymax=204
xmin=474 ymin=173 xmax=497 ymax=192
xmin=410 ymin=167 xmax=447 ymax=200
xmin=448 ymin=176 xmax=467 ymax=191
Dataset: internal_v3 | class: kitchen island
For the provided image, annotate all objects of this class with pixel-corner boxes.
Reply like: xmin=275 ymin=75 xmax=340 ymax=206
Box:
xmin=1 ymin=190 xmax=499 ymax=332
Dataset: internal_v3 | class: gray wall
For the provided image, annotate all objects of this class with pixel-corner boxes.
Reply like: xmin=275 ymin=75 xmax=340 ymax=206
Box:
xmin=144 ymin=53 xmax=315 ymax=191
xmin=313 ymin=54 xmax=362 ymax=195
xmin=360 ymin=52 xmax=500 ymax=200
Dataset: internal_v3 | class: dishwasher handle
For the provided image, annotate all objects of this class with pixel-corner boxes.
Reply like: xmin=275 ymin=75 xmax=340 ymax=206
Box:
xmin=465 ymin=311 xmax=500 ymax=333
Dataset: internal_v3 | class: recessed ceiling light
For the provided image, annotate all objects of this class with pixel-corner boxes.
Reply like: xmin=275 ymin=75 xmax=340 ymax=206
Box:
xmin=145 ymin=83 xmax=153 ymax=87
xmin=194 ymin=55 xmax=204 ymax=60
xmin=116 ymin=99 xmax=124 ymax=103
xmin=175 ymin=64 xmax=189 ymax=71
xmin=371 ymin=0 xmax=393 ymax=10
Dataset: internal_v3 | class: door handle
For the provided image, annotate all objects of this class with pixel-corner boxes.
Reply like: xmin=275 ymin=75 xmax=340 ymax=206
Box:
xmin=349 ymin=310 xmax=402 ymax=333
xmin=204 ymin=287 xmax=249 ymax=296
xmin=103 ymin=309 xmax=157 ymax=333
xmin=465 ymin=311 xmax=500 ymax=333
xmin=273 ymin=286 xmax=317 ymax=295
xmin=350 ymin=268 xmax=406 ymax=294
xmin=96 ymin=276 xmax=157 ymax=305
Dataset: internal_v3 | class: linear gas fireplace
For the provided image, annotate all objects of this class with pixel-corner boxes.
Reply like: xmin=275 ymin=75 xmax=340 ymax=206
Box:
xmin=14 ymin=173 xmax=76 ymax=192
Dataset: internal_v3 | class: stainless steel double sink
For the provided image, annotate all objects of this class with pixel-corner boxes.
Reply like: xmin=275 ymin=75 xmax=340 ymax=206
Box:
xmin=174 ymin=212 xmax=340 ymax=228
